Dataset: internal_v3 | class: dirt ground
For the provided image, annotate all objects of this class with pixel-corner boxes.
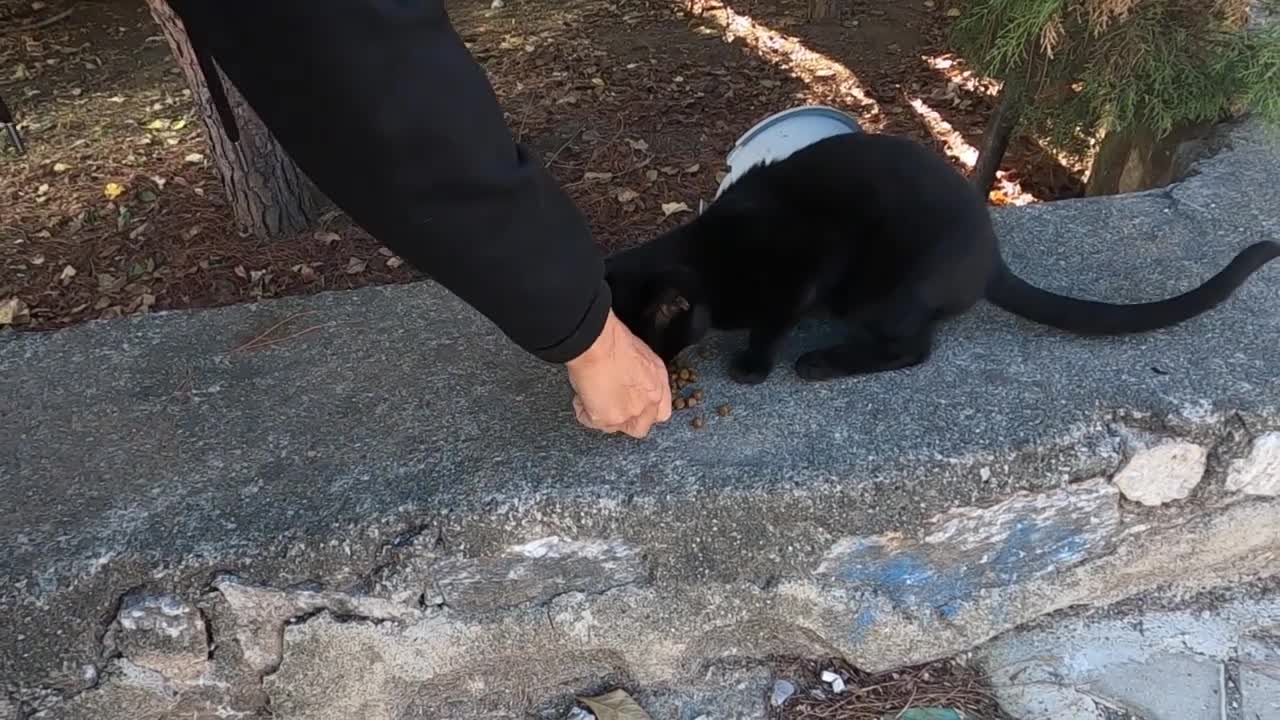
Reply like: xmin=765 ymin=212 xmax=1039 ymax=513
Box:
xmin=1 ymin=0 xmax=1088 ymax=332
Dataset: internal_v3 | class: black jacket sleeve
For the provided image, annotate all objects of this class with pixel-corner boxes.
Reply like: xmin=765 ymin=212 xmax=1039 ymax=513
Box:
xmin=167 ymin=0 xmax=609 ymax=363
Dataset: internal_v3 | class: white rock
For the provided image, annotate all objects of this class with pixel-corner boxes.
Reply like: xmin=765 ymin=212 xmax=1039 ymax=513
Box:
xmin=491 ymin=0 xmax=506 ymax=8
xmin=1226 ymin=432 xmax=1280 ymax=497
xmin=1112 ymin=441 xmax=1207 ymax=506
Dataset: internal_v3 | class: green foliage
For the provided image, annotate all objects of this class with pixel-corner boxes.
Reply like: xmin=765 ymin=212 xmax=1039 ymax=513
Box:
xmin=951 ymin=0 xmax=1280 ymax=157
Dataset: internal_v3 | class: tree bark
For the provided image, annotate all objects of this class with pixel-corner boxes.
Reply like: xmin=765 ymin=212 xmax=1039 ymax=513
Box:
xmin=807 ymin=0 xmax=850 ymax=23
xmin=971 ymin=80 xmax=1023 ymax=197
xmin=146 ymin=0 xmax=324 ymax=239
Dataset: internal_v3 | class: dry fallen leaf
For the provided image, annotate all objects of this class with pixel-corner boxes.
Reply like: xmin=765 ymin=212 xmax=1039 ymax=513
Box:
xmin=684 ymin=164 xmax=700 ymax=174
xmin=59 ymin=265 xmax=77 ymax=284
xmin=616 ymin=188 xmax=640 ymax=203
xmin=0 ymin=297 xmax=30 ymax=326
xmin=947 ymin=7 xmax=962 ymax=16
xmin=103 ymin=182 xmax=125 ymax=200
xmin=626 ymin=138 xmax=650 ymax=152
xmin=645 ymin=169 xmax=659 ymax=182
xmin=183 ymin=153 xmax=205 ymax=164
xmin=583 ymin=171 xmax=614 ymax=182
xmin=577 ymin=689 xmax=653 ymax=720
xmin=52 ymin=162 xmax=71 ymax=173
xmin=386 ymin=256 xmax=404 ymax=269
xmin=314 ymin=230 xmax=340 ymax=245
xmin=345 ymin=257 xmax=368 ymax=274
xmin=661 ymin=201 xmax=691 ymax=217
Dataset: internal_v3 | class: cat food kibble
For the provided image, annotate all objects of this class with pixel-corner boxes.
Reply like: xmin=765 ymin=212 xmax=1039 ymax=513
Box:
xmin=674 ymin=397 xmax=687 ymax=410
xmin=716 ymin=404 xmax=732 ymax=417
xmin=691 ymin=416 xmax=705 ymax=429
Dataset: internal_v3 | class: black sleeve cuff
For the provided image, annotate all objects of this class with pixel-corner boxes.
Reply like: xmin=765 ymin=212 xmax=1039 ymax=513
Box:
xmin=530 ymin=279 xmax=612 ymax=364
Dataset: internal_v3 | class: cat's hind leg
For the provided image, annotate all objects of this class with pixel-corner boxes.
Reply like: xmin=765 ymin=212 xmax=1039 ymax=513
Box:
xmin=795 ymin=290 xmax=937 ymax=381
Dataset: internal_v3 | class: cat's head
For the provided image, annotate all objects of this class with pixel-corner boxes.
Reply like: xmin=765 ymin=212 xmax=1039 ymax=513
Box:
xmin=605 ymin=252 xmax=710 ymax=364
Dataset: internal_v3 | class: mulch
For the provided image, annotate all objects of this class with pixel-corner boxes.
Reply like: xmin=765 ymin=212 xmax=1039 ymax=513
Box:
xmin=777 ymin=656 xmax=1013 ymax=719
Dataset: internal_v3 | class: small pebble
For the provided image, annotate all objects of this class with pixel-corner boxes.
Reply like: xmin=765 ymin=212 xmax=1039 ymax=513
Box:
xmin=771 ymin=679 xmax=796 ymax=707
xmin=491 ymin=0 xmax=505 ymax=8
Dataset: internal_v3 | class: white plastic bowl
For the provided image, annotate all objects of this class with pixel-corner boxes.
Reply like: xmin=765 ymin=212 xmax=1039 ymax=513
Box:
xmin=714 ymin=105 xmax=863 ymax=199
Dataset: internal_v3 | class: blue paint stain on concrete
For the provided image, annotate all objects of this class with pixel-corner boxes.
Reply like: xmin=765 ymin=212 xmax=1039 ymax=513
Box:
xmin=823 ymin=509 xmax=1103 ymax=640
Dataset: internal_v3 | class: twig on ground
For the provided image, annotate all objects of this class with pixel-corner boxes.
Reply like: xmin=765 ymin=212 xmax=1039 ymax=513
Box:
xmin=1 ymin=6 xmax=74 ymax=34
xmin=233 ymin=321 xmax=351 ymax=352
xmin=229 ymin=310 xmax=318 ymax=352
xmin=544 ymin=124 xmax=585 ymax=167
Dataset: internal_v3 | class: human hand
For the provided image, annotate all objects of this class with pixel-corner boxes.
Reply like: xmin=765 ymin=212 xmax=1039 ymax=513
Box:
xmin=565 ymin=310 xmax=673 ymax=438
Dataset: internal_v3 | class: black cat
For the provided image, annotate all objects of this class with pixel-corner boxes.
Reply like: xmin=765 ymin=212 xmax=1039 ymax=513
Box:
xmin=604 ymin=131 xmax=1280 ymax=385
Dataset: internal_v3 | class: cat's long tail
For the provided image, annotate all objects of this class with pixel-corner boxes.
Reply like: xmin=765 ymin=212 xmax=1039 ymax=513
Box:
xmin=984 ymin=240 xmax=1280 ymax=334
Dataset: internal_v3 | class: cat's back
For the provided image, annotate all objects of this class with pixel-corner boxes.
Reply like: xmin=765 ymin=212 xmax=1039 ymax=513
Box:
xmin=769 ymin=132 xmax=986 ymax=218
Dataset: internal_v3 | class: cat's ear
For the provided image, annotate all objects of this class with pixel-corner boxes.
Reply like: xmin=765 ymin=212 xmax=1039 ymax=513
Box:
xmin=647 ymin=266 xmax=701 ymax=331
xmin=651 ymin=286 xmax=691 ymax=330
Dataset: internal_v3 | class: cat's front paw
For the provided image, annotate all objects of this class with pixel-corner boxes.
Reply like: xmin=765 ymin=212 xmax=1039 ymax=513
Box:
xmin=795 ymin=349 xmax=848 ymax=381
xmin=729 ymin=351 xmax=772 ymax=385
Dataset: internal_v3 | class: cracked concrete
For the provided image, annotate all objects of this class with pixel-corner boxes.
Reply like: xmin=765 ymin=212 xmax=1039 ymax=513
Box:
xmin=978 ymin=580 xmax=1280 ymax=720
xmin=3 ymin=117 xmax=1280 ymax=718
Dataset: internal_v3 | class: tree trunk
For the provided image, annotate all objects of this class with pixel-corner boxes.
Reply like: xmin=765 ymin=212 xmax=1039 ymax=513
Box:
xmin=146 ymin=0 xmax=324 ymax=239
xmin=807 ymin=0 xmax=850 ymax=23
xmin=971 ymin=81 xmax=1023 ymax=197
xmin=1084 ymin=119 xmax=1218 ymax=196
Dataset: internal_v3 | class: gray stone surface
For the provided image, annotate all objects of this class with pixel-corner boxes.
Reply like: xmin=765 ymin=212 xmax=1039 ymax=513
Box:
xmin=1240 ymin=630 xmax=1280 ymax=720
xmin=108 ymin=592 xmax=209 ymax=684
xmin=1088 ymin=653 xmax=1222 ymax=720
xmin=1227 ymin=432 xmax=1280 ymax=497
xmin=3 ymin=119 xmax=1280 ymax=717
xmin=979 ymin=585 xmax=1280 ymax=720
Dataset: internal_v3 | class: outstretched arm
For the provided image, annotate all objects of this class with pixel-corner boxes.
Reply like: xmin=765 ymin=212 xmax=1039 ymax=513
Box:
xmin=168 ymin=0 xmax=671 ymax=435
xmin=168 ymin=0 xmax=607 ymax=361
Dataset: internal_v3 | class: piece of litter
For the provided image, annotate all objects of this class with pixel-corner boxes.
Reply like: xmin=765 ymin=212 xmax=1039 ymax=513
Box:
xmin=577 ymin=689 xmax=652 ymax=719
xmin=821 ymin=670 xmax=846 ymax=693
xmin=771 ymin=679 xmax=796 ymax=706
xmin=566 ymin=708 xmax=596 ymax=720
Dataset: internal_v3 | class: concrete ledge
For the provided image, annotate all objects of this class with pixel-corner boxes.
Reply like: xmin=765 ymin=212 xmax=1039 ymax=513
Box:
xmin=3 ymin=119 xmax=1280 ymax=718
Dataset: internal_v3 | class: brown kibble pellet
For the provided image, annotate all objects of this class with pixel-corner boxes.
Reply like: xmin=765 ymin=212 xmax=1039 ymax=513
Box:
xmin=691 ymin=416 xmax=705 ymax=429
xmin=674 ymin=397 xmax=687 ymax=410
xmin=692 ymin=389 xmax=704 ymax=401
xmin=687 ymin=397 xmax=700 ymax=407
xmin=679 ymin=368 xmax=693 ymax=381
xmin=716 ymin=404 xmax=732 ymax=417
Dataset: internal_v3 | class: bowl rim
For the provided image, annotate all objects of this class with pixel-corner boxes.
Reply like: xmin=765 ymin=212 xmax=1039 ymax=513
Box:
xmin=728 ymin=104 xmax=862 ymax=158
